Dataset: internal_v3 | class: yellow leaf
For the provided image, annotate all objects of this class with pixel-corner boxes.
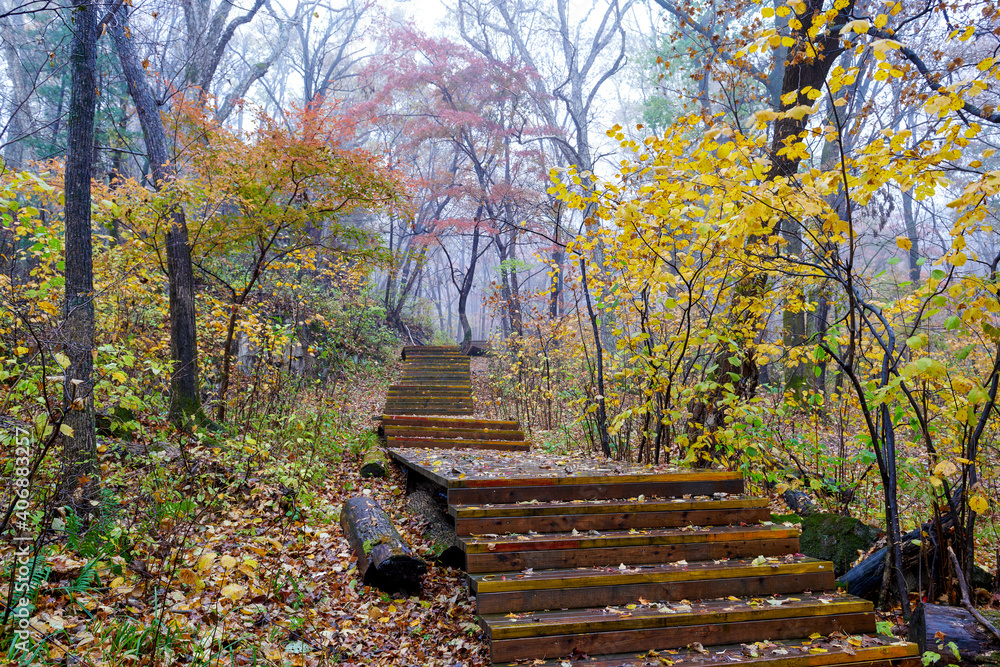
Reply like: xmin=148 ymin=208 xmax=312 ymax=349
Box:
xmin=112 ymin=371 xmax=128 ymax=383
xmin=934 ymin=460 xmax=958 ymax=477
xmin=969 ymin=495 xmax=989 ymax=514
xmin=55 ymin=352 xmax=71 ymax=368
xmin=196 ymin=552 xmax=217 ymax=572
xmin=896 ymin=236 xmax=912 ymax=251
xmin=60 ymin=423 xmax=74 ymax=437
xmin=220 ymin=555 xmax=237 ymax=569
xmin=220 ymin=583 xmax=245 ymax=601
xmin=762 ymin=6 xmax=774 ymax=17
xmin=840 ymin=19 xmax=869 ymax=34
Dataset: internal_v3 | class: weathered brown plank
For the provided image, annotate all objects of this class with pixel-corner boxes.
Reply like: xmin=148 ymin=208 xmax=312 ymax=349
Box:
xmin=484 ymin=594 xmax=869 ymax=639
xmin=463 ymin=525 xmax=798 ymax=553
xmin=489 ymin=613 xmax=875 ymax=662
xmin=449 ymin=479 xmax=745 ymax=504
xmin=384 ymin=426 xmax=525 ymax=441
xmin=510 ymin=639 xmax=917 ymax=667
xmin=383 ymin=416 xmax=521 ymax=429
xmin=388 ymin=437 xmax=530 ymax=452
xmin=470 ymin=558 xmax=832 ymax=594
xmin=455 ymin=507 xmax=772 ymax=535
xmin=466 ymin=537 xmax=801 ymax=572
xmin=473 ymin=571 xmax=837 ymax=614
xmin=383 ymin=407 xmax=475 ymax=416
xmin=451 ymin=496 xmax=767 ymax=518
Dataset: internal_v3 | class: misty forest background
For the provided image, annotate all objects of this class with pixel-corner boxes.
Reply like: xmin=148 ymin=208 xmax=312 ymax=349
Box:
xmin=1 ymin=0 xmax=1000 ymax=663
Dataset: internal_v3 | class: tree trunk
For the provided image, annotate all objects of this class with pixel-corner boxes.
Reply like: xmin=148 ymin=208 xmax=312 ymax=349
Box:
xmin=580 ymin=253 xmax=611 ymax=458
xmin=340 ymin=496 xmax=426 ymax=592
xmin=109 ymin=4 xmax=206 ymax=428
xmin=456 ymin=223 xmax=481 ymax=354
xmin=902 ymin=188 xmax=921 ymax=283
xmin=0 ymin=6 xmax=36 ymax=170
xmin=60 ymin=0 xmax=99 ymax=507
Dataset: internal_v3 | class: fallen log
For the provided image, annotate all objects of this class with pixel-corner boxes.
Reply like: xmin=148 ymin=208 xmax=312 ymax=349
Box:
xmin=908 ymin=603 xmax=1000 ymax=666
xmin=360 ymin=448 xmax=389 ymax=478
xmin=340 ymin=496 xmax=426 ymax=592
xmin=839 ymin=509 xmax=956 ymax=600
xmin=782 ymin=488 xmax=818 ymax=516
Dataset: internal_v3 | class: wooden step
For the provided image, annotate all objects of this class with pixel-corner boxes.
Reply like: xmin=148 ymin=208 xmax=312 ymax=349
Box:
xmin=387 ymin=437 xmax=530 ymax=452
xmin=483 ymin=594 xmax=874 ymax=662
xmin=384 ymin=400 xmax=476 ymax=409
xmin=451 ymin=496 xmax=771 ymax=535
xmin=461 ymin=525 xmax=799 ymax=572
xmin=403 ymin=356 xmax=470 ymax=368
xmin=383 ymin=416 xmax=520 ymax=429
xmin=469 ymin=557 xmax=836 ymax=613
xmin=513 ymin=636 xmax=919 ymax=667
xmin=449 ymin=477 xmax=743 ymax=505
xmin=383 ymin=407 xmax=475 ymax=416
xmin=384 ymin=425 xmax=524 ymax=441
xmin=387 ymin=385 xmax=472 ymax=392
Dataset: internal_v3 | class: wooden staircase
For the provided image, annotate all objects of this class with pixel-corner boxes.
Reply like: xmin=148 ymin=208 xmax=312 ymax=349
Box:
xmin=388 ymin=447 xmax=918 ymax=667
xmin=384 ymin=345 xmax=474 ymax=415
xmin=381 ymin=347 xmax=917 ymax=667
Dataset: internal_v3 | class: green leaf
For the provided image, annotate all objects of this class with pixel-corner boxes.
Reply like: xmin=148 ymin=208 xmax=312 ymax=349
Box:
xmin=944 ymin=315 xmax=961 ymax=330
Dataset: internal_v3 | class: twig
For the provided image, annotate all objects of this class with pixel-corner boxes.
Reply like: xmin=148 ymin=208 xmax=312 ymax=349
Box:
xmin=946 ymin=545 xmax=1000 ymax=643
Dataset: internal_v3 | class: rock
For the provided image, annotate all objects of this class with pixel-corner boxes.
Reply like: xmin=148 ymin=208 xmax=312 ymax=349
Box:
xmin=799 ymin=512 xmax=880 ymax=577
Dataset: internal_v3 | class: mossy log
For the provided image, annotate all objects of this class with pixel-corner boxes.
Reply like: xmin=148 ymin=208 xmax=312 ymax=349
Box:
xmin=340 ymin=496 xmax=426 ymax=592
xmin=909 ymin=603 xmax=1000 ymax=666
xmin=360 ymin=448 xmax=389 ymax=478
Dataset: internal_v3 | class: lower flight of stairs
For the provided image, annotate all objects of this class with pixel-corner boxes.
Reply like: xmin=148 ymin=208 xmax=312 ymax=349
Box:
xmin=443 ymin=468 xmax=917 ymax=666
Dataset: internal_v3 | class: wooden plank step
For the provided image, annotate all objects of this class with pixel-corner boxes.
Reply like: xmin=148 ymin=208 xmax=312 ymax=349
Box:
xmin=384 ymin=401 xmax=476 ymax=409
xmin=384 ymin=416 xmax=520 ymax=429
xmin=507 ymin=636 xmax=919 ymax=667
xmin=484 ymin=594 xmax=874 ymax=662
xmin=461 ymin=525 xmax=799 ymax=572
xmin=401 ymin=359 xmax=470 ymax=366
xmin=387 ymin=385 xmax=472 ymax=391
xmin=470 ymin=557 xmax=836 ymax=613
xmin=383 ymin=407 xmax=476 ymax=416
xmin=451 ymin=497 xmax=771 ymax=535
xmin=384 ymin=426 xmax=525 ymax=441
xmin=449 ymin=478 xmax=743 ymax=505
xmin=387 ymin=437 xmax=530 ymax=452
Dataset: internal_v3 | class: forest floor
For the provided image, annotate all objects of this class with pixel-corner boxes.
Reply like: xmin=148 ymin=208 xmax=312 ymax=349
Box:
xmin=2 ymin=360 xmax=492 ymax=667
xmin=5 ymin=356 xmax=999 ymax=666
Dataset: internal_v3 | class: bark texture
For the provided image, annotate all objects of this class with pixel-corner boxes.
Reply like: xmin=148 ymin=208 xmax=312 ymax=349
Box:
xmin=108 ymin=3 xmax=206 ymax=427
xmin=340 ymin=496 xmax=426 ymax=592
xmin=61 ymin=0 xmax=99 ymax=506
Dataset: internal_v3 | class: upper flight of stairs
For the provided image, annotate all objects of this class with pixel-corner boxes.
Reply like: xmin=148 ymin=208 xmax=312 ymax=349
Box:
xmin=384 ymin=346 xmax=474 ymax=415
xmin=387 ymin=448 xmax=918 ymax=667
xmin=382 ymin=346 xmax=531 ymax=450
